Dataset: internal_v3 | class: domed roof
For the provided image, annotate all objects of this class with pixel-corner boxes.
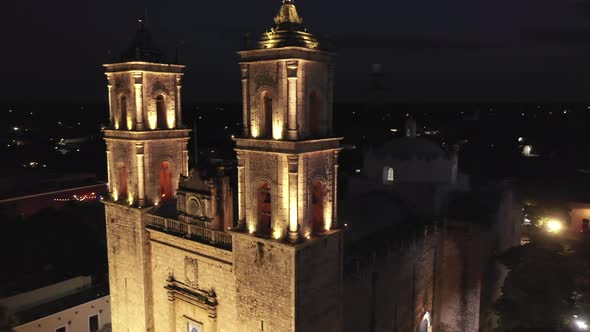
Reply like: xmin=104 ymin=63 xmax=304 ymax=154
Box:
xmin=256 ymin=0 xmax=323 ymax=50
xmin=121 ymin=19 xmax=166 ymax=63
xmin=376 ymin=137 xmax=446 ymax=159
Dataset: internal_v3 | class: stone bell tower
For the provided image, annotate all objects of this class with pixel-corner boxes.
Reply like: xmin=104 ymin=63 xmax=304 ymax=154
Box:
xmin=102 ymin=20 xmax=190 ymax=332
xmin=233 ymin=1 xmax=343 ymax=331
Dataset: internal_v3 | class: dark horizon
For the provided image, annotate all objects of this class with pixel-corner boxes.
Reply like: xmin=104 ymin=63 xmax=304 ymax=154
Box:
xmin=3 ymin=0 xmax=590 ymax=104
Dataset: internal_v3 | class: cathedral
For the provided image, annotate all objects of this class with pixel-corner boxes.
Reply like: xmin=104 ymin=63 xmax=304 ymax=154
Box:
xmin=102 ymin=1 xmax=521 ymax=332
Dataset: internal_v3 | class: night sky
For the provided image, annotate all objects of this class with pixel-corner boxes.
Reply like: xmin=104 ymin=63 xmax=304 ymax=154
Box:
xmin=3 ymin=0 xmax=590 ymax=104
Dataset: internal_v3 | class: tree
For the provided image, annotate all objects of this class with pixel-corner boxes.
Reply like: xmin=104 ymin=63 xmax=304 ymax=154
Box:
xmin=495 ymin=229 xmax=590 ymax=331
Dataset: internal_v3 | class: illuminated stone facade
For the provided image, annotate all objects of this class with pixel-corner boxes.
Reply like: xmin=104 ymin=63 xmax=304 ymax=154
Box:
xmin=233 ymin=1 xmax=343 ymax=329
xmin=103 ymin=59 xmax=191 ymax=332
xmin=104 ymin=3 xmax=342 ymax=331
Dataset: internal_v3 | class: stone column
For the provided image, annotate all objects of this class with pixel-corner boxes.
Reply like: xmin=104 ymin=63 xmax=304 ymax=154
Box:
xmin=333 ymin=150 xmax=339 ymax=228
xmin=286 ymin=61 xmax=299 ymax=141
xmin=136 ymin=142 xmax=146 ymax=206
xmin=176 ymin=75 xmax=183 ymax=128
xmin=237 ymin=151 xmax=246 ymax=228
xmin=106 ymin=142 xmax=112 ymax=193
xmin=288 ymin=154 xmax=299 ymax=242
xmin=106 ymin=75 xmax=114 ymax=128
xmin=182 ymin=140 xmax=189 ymax=177
xmin=167 ymin=289 xmax=176 ymax=332
xmin=133 ymin=72 xmax=144 ymax=130
xmin=240 ymin=64 xmax=250 ymax=137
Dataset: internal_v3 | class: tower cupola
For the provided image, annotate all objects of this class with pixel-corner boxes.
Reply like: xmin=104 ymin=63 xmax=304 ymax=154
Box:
xmin=121 ymin=19 xmax=167 ymax=63
xmin=257 ymin=0 xmax=322 ymax=50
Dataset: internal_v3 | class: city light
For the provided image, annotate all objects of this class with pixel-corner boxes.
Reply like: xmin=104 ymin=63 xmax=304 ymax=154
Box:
xmin=546 ymin=219 xmax=563 ymax=233
xmin=575 ymin=319 xmax=588 ymax=330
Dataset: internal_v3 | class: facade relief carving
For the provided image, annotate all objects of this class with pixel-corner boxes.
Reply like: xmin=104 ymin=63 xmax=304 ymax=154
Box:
xmin=185 ymin=256 xmax=199 ymax=288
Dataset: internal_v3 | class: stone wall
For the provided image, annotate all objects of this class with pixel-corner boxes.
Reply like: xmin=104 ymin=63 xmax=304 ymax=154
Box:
xmin=144 ymin=139 xmax=185 ymax=204
xmin=244 ymin=58 xmax=332 ymax=140
xmin=342 ymin=232 xmax=440 ymax=332
xmin=364 ymin=153 xmax=456 ymax=185
xmin=437 ymin=228 xmax=485 ymax=332
xmin=148 ymin=230 xmax=236 ymax=332
xmin=295 ymin=231 xmax=343 ymax=332
xmin=104 ymin=202 xmax=152 ymax=332
xmin=109 ymin=70 xmax=181 ymax=131
xmin=233 ymin=234 xmax=295 ymax=331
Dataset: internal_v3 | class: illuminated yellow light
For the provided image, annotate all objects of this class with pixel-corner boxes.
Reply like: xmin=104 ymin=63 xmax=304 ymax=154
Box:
xmin=272 ymin=118 xmax=283 ymax=140
xmin=114 ymin=121 xmax=120 ymax=130
xmin=126 ymin=113 xmax=133 ymax=130
xmin=148 ymin=111 xmax=157 ymax=129
xmin=324 ymin=207 xmax=332 ymax=231
xmin=273 ymin=227 xmax=282 ymax=240
xmin=305 ymin=232 xmax=311 ymax=239
xmin=251 ymin=126 xmax=259 ymax=138
xmin=166 ymin=110 xmax=175 ymax=129
xmin=112 ymin=189 xmax=118 ymax=201
xmin=248 ymin=224 xmax=255 ymax=234
xmin=127 ymin=193 xmax=134 ymax=206
xmin=546 ymin=219 xmax=563 ymax=233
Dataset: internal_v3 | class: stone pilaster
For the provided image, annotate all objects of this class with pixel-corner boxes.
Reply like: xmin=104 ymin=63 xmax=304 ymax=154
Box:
xmin=106 ymin=75 xmax=114 ymax=128
xmin=136 ymin=142 xmax=145 ymax=206
xmin=182 ymin=140 xmax=189 ymax=177
xmin=241 ymin=64 xmax=250 ymax=137
xmin=288 ymin=154 xmax=299 ymax=242
xmin=287 ymin=61 xmax=299 ymax=140
xmin=333 ymin=150 xmax=339 ymax=228
xmin=237 ymin=151 xmax=246 ymax=228
xmin=106 ymin=142 xmax=112 ymax=193
xmin=176 ymin=75 xmax=183 ymax=128
xmin=133 ymin=72 xmax=144 ymax=130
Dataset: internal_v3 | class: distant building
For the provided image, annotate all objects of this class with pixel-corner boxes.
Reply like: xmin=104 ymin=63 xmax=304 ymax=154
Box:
xmin=0 ymin=174 xmax=106 ymax=217
xmin=340 ymin=118 xmax=521 ymax=332
xmin=3 ymin=276 xmax=110 ymax=332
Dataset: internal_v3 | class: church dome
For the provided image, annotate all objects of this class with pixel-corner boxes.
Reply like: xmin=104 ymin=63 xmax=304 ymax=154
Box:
xmin=256 ymin=0 xmax=324 ymax=50
xmin=121 ymin=19 xmax=166 ymax=63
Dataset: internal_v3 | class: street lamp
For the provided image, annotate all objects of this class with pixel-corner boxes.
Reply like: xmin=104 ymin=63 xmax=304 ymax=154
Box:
xmin=575 ymin=319 xmax=588 ymax=330
xmin=573 ymin=315 xmax=588 ymax=330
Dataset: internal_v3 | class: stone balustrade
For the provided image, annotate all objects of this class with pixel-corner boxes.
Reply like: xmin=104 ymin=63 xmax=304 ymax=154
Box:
xmin=145 ymin=214 xmax=232 ymax=249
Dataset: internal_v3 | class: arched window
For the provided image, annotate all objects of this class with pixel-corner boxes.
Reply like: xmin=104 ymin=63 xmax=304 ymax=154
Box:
xmin=120 ymin=95 xmax=128 ymax=130
xmin=117 ymin=163 xmax=128 ymax=198
xmin=160 ymin=161 xmax=172 ymax=201
xmin=156 ymin=95 xmax=167 ymax=129
xmin=309 ymin=91 xmax=321 ymax=136
xmin=257 ymin=182 xmax=271 ymax=235
xmin=262 ymin=92 xmax=272 ymax=138
xmin=387 ymin=168 xmax=394 ymax=182
xmin=312 ymin=180 xmax=325 ymax=234
xmin=384 ymin=167 xmax=394 ymax=184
